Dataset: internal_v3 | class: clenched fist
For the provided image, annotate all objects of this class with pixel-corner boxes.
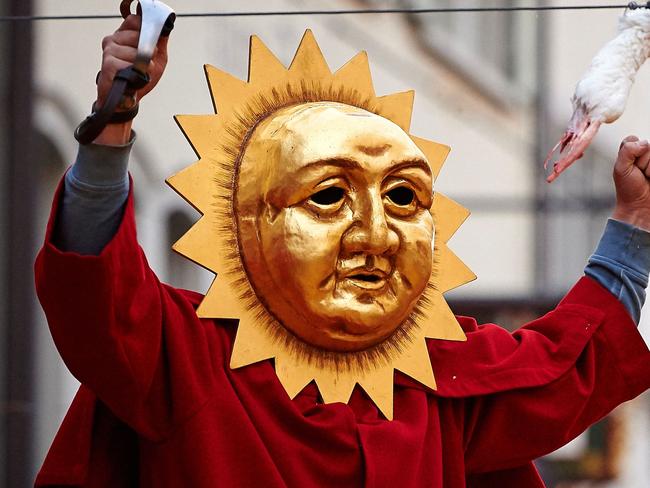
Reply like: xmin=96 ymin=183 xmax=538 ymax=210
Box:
xmin=612 ymin=135 xmax=650 ymax=231
xmin=93 ymin=14 xmax=169 ymax=145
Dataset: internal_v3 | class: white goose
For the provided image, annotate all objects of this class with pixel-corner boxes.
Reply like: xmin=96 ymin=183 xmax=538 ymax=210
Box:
xmin=545 ymin=8 xmax=650 ymax=182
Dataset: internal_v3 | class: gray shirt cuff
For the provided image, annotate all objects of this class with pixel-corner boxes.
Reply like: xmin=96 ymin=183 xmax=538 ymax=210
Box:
xmin=591 ymin=218 xmax=650 ymax=279
xmin=585 ymin=218 xmax=650 ymax=324
xmin=70 ymin=134 xmax=133 ymax=187
xmin=53 ymin=136 xmax=134 ymax=255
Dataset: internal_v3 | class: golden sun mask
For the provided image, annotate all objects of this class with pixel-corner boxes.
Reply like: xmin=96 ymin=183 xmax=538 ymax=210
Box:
xmin=238 ymin=102 xmax=434 ymax=352
xmin=167 ymin=31 xmax=476 ymax=419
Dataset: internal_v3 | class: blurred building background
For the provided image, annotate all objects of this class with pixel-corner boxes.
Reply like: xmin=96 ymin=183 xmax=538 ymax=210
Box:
xmin=1 ymin=0 xmax=649 ymax=486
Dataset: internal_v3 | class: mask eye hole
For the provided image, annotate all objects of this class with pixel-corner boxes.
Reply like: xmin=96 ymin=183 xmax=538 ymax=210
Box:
xmin=386 ymin=186 xmax=414 ymax=206
xmin=310 ymin=187 xmax=345 ymax=206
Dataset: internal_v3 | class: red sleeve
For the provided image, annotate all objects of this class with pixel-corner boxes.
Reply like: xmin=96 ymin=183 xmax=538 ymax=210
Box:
xmin=35 ymin=179 xmax=217 ymax=440
xmin=452 ymin=277 xmax=650 ymax=473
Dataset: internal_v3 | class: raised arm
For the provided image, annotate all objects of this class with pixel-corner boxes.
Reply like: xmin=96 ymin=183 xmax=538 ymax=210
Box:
xmin=54 ymin=15 xmax=168 ymax=255
xmin=584 ymin=137 xmax=650 ymax=322
xmin=36 ymin=17 xmax=215 ymax=440
xmin=459 ymin=277 xmax=650 ymax=474
xmin=454 ymin=139 xmax=650 ymax=473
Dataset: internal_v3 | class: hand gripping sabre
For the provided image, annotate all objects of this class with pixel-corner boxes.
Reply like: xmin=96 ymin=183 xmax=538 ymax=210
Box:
xmin=74 ymin=0 xmax=176 ymax=145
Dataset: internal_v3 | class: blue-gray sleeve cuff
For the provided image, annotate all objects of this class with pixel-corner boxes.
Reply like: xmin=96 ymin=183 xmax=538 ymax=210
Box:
xmin=69 ymin=133 xmax=134 ymax=188
xmin=585 ymin=219 xmax=650 ymax=324
xmin=54 ymin=136 xmax=135 ymax=255
xmin=592 ymin=219 xmax=650 ymax=280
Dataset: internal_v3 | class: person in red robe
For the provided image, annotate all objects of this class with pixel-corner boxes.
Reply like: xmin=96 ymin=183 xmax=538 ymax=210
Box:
xmin=34 ymin=15 xmax=650 ymax=488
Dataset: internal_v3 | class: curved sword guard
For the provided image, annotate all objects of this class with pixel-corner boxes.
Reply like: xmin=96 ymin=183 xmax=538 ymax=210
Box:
xmin=75 ymin=0 xmax=175 ymax=144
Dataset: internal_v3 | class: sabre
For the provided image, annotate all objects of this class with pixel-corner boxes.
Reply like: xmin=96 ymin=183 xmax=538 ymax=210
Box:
xmin=74 ymin=0 xmax=175 ymax=144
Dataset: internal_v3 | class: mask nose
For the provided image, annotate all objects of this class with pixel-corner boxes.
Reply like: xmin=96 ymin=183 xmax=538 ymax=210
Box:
xmin=342 ymin=190 xmax=399 ymax=256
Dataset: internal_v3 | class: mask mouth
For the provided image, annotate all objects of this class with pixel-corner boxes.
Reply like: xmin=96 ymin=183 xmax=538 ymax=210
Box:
xmin=342 ymin=269 xmax=388 ymax=291
xmin=349 ymin=272 xmax=382 ymax=283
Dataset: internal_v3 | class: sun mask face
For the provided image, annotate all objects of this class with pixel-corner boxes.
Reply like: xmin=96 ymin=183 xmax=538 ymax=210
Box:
xmin=167 ymin=30 xmax=476 ymax=419
xmin=236 ymin=102 xmax=434 ymax=352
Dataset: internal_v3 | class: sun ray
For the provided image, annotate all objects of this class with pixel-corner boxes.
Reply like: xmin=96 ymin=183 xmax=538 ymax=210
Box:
xmin=197 ymin=275 xmax=245 ymax=319
xmin=275 ymin=354 xmax=315 ymax=399
xmin=315 ymin=373 xmax=358 ymax=406
xmin=166 ymin=161 xmax=216 ymax=214
xmin=248 ymin=35 xmax=287 ymax=85
xmin=433 ymin=193 xmax=470 ymax=244
xmin=173 ymin=114 xmax=227 ymax=159
xmin=376 ymin=91 xmax=414 ymax=132
xmin=230 ymin=313 xmax=278 ymax=368
xmin=332 ymin=51 xmax=375 ymax=97
xmin=434 ymin=244 xmax=477 ymax=293
xmin=410 ymin=135 xmax=450 ymax=180
xmin=171 ymin=216 xmax=222 ymax=272
xmin=171 ymin=30 xmax=474 ymax=420
xmin=419 ymin=292 xmax=467 ymax=341
xmin=357 ymin=367 xmax=395 ymax=420
xmin=204 ymin=65 xmax=251 ymax=116
xmin=289 ymin=30 xmax=331 ymax=79
xmin=393 ymin=337 xmax=437 ymax=390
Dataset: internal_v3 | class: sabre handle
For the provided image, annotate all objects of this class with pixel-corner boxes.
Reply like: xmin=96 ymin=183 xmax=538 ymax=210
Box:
xmin=74 ymin=67 xmax=150 ymax=145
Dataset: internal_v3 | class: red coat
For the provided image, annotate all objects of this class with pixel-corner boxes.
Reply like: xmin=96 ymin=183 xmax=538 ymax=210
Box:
xmin=35 ymin=183 xmax=650 ymax=487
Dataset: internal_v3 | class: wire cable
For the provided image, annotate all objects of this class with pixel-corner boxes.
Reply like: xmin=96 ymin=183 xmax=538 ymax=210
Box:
xmin=1 ymin=3 xmax=649 ymax=22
